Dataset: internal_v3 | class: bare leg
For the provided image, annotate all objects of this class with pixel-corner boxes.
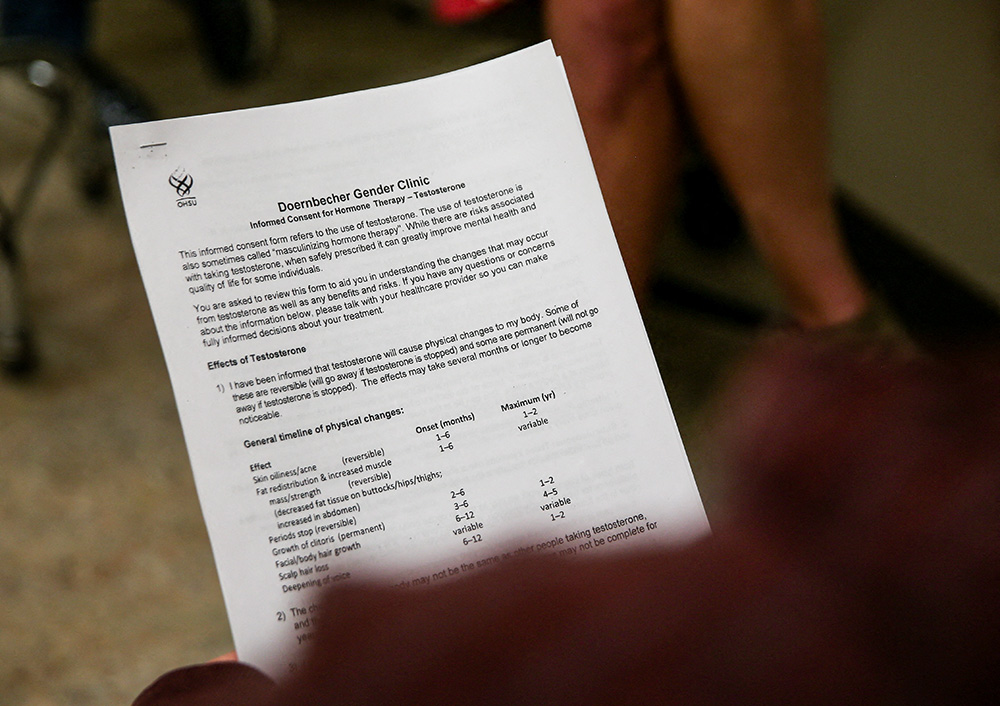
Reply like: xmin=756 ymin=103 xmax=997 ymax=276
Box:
xmin=667 ymin=0 xmax=869 ymax=327
xmin=544 ymin=0 xmax=681 ymax=304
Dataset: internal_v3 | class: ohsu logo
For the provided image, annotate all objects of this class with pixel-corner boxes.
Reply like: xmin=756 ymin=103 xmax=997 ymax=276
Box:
xmin=169 ymin=168 xmax=197 ymax=207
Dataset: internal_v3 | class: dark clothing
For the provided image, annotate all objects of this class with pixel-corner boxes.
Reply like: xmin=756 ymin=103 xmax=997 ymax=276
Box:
xmin=133 ymin=340 xmax=1000 ymax=705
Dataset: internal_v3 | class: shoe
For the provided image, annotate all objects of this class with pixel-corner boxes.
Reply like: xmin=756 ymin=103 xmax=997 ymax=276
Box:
xmin=180 ymin=0 xmax=275 ymax=83
xmin=766 ymin=294 xmax=920 ymax=358
xmin=78 ymin=55 xmax=155 ymax=127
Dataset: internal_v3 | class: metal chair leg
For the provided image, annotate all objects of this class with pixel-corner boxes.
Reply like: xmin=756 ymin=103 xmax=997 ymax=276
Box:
xmin=0 ymin=48 xmax=85 ymax=375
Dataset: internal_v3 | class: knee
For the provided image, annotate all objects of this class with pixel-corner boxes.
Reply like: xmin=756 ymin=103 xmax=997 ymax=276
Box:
xmin=547 ymin=0 xmax=667 ymax=109
xmin=551 ymin=0 xmax=663 ymax=54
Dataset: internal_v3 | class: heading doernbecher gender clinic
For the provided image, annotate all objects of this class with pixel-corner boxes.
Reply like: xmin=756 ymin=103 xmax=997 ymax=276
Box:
xmin=276 ymin=177 xmax=429 ymax=215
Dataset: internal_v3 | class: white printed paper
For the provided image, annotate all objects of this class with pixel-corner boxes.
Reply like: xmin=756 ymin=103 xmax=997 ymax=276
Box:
xmin=111 ymin=42 xmax=708 ymax=677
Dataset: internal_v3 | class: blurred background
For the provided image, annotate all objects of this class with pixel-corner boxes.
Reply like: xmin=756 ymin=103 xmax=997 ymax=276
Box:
xmin=1 ymin=0 xmax=997 ymax=704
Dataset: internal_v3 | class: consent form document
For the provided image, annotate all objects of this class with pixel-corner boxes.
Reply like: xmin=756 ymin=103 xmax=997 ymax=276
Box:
xmin=111 ymin=42 xmax=709 ymax=677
